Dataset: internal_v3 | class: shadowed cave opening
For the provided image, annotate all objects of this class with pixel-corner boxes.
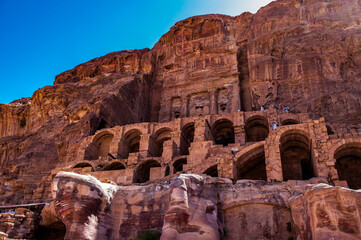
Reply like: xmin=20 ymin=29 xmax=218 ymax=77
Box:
xmin=326 ymin=125 xmax=334 ymax=135
xmin=335 ymin=144 xmax=361 ymax=189
xmin=72 ymin=162 xmax=94 ymax=172
xmin=203 ymin=165 xmax=218 ymax=177
xmin=36 ymin=222 xmax=66 ymax=240
xmin=236 ymin=147 xmax=267 ymax=181
xmin=84 ymin=132 xmax=114 ymax=160
xmin=103 ymin=162 xmax=125 ymax=171
xmin=133 ymin=160 xmax=161 ymax=183
xmin=173 ymin=158 xmax=187 ymax=173
xmin=280 ymin=131 xmax=314 ymax=181
xmin=281 ymin=119 xmax=299 ymax=126
xmin=212 ymin=119 xmax=235 ymax=146
xmin=180 ymin=122 xmax=195 ymax=155
xmin=245 ymin=116 xmax=269 ymax=142
xmin=153 ymin=128 xmax=172 ymax=157
xmin=118 ymin=129 xmax=142 ymax=159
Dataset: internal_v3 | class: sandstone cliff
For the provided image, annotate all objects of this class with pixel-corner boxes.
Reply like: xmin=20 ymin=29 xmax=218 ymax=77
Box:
xmin=0 ymin=0 xmax=360 ymax=219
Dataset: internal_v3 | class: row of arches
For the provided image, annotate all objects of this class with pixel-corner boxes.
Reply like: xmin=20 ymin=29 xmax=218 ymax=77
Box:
xmin=201 ymin=132 xmax=360 ymax=189
xmin=73 ymin=157 xmax=189 ymax=184
xmin=73 ymin=161 xmax=126 ymax=172
xmin=84 ymin=116 xmax=304 ymax=161
xmin=77 ymin=138 xmax=361 ymax=189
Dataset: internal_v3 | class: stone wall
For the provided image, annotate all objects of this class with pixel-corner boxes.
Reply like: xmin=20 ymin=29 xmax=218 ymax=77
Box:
xmin=0 ymin=208 xmax=38 ymax=239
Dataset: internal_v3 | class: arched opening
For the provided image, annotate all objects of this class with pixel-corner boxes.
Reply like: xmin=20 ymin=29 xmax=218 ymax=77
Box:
xmin=103 ymin=162 xmax=125 ymax=171
xmin=73 ymin=162 xmax=94 ymax=172
xmin=84 ymin=132 xmax=114 ymax=160
xmin=212 ymin=119 xmax=235 ymax=146
xmin=182 ymin=123 xmax=195 ymax=144
xmin=173 ymin=158 xmax=187 ymax=173
xmin=281 ymin=119 xmax=299 ymax=126
xmin=174 ymin=111 xmax=180 ymax=119
xmin=96 ymin=118 xmax=109 ymax=131
xmin=236 ymin=146 xmax=267 ymax=180
xmin=203 ymin=165 xmax=218 ymax=177
xmin=133 ymin=160 xmax=161 ymax=183
xmin=334 ymin=143 xmax=361 ymax=189
xmin=118 ymin=129 xmax=142 ymax=159
xmin=153 ymin=128 xmax=172 ymax=157
xmin=245 ymin=116 xmax=269 ymax=142
xmin=326 ymin=125 xmax=334 ymax=135
xmin=280 ymin=130 xmax=314 ymax=181
xmin=181 ymin=123 xmax=195 ymax=155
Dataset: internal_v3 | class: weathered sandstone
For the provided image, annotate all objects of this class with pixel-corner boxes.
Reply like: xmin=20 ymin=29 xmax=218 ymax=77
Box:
xmin=37 ymin=172 xmax=361 ymax=240
xmin=0 ymin=0 xmax=360 ymax=239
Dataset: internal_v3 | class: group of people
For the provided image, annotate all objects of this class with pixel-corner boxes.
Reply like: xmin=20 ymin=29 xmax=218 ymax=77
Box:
xmin=259 ymin=104 xmax=290 ymax=113
xmin=274 ymin=103 xmax=290 ymax=112
xmin=258 ymin=104 xmax=291 ymax=130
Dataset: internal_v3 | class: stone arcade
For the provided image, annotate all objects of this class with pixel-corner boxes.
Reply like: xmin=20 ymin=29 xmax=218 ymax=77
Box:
xmin=62 ymin=109 xmax=360 ymax=190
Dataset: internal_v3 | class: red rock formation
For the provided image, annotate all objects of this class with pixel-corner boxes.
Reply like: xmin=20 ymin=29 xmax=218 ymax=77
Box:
xmin=40 ymin=172 xmax=361 ymax=240
xmin=161 ymin=174 xmax=220 ymax=240
xmin=0 ymin=208 xmax=38 ymax=239
xmin=0 ymin=0 xmax=360 ymax=238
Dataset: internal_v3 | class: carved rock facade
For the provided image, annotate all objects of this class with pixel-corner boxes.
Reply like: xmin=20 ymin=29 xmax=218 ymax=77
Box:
xmin=0 ymin=0 xmax=360 ymax=239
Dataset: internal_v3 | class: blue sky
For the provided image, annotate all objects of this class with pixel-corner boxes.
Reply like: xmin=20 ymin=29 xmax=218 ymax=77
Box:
xmin=0 ymin=0 xmax=272 ymax=103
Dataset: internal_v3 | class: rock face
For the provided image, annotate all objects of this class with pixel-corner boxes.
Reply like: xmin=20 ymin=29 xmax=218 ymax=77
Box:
xmin=39 ymin=172 xmax=361 ymax=240
xmin=247 ymin=0 xmax=361 ymax=125
xmin=51 ymin=172 xmax=117 ymax=240
xmin=0 ymin=0 xmax=361 ymax=239
xmin=0 ymin=208 xmax=38 ymax=239
xmin=291 ymin=184 xmax=361 ymax=240
xmin=161 ymin=174 xmax=220 ymax=240
xmin=0 ymin=0 xmax=360 ymax=205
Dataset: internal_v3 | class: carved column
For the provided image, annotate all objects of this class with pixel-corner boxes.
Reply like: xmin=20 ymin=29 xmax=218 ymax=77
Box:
xmin=210 ymin=91 xmax=218 ymax=115
xmin=139 ymin=134 xmax=151 ymax=158
xmin=264 ymin=135 xmax=283 ymax=182
xmin=234 ymin=125 xmax=245 ymax=145
xmin=180 ymin=95 xmax=188 ymax=118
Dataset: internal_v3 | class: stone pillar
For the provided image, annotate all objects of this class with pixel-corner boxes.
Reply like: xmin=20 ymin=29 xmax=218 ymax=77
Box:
xmin=139 ymin=134 xmax=151 ymax=158
xmin=159 ymin=99 xmax=172 ymax=122
xmin=109 ymin=136 xmax=120 ymax=158
xmin=171 ymin=131 xmax=182 ymax=156
xmin=180 ymin=95 xmax=188 ymax=118
xmin=162 ymin=140 xmax=176 ymax=163
xmin=264 ymin=135 xmax=283 ymax=182
xmin=210 ymin=91 xmax=218 ymax=115
xmin=117 ymin=139 xmax=128 ymax=159
xmin=150 ymin=167 xmax=166 ymax=181
xmin=194 ymin=118 xmax=214 ymax=142
xmin=230 ymin=84 xmax=241 ymax=112
xmin=234 ymin=125 xmax=245 ymax=145
xmin=127 ymin=153 xmax=139 ymax=165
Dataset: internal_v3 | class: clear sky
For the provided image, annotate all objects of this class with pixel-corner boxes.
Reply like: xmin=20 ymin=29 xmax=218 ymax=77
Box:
xmin=0 ymin=0 xmax=273 ymax=104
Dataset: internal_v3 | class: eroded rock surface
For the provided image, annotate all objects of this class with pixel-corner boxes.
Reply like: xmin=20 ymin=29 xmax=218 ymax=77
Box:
xmin=0 ymin=208 xmax=38 ymax=239
xmin=291 ymin=184 xmax=361 ymax=240
xmin=39 ymin=172 xmax=361 ymax=240
xmin=161 ymin=174 xmax=220 ymax=240
xmin=0 ymin=0 xmax=360 ymax=206
xmin=0 ymin=0 xmax=361 ymax=239
xmin=51 ymin=172 xmax=117 ymax=240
